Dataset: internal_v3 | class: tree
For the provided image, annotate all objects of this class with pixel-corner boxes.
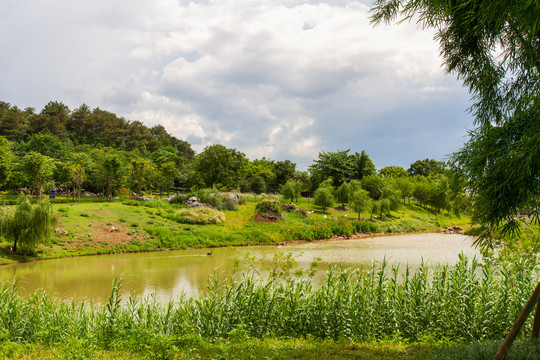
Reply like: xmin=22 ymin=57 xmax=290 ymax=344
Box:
xmin=271 ymin=160 xmax=296 ymax=191
xmin=130 ymin=156 xmax=155 ymax=196
xmin=159 ymin=161 xmax=179 ymax=197
xmin=22 ymin=152 xmax=55 ymax=201
xmin=0 ymin=136 xmax=11 ymax=188
xmin=309 ymin=150 xmax=353 ymax=188
xmin=351 ymin=189 xmax=372 ymax=219
xmin=393 ymin=176 xmax=414 ymax=204
xmin=361 ymin=174 xmax=384 ymax=200
xmin=250 ymin=176 xmax=267 ymax=195
xmin=352 ymin=150 xmax=376 ymax=180
xmin=70 ymin=163 xmax=86 ymax=203
xmin=407 ymin=159 xmax=445 ymax=177
xmin=30 ymin=101 xmax=70 ymax=140
xmin=0 ymin=197 xmax=54 ymax=252
xmin=379 ymin=166 xmax=407 ymax=178
xmin=309 ymin=149 xmax=376 ymax=189
xmin=0 ymin=105 xmax=29 ymax=141
xmin=372 ymin=1 xmax=540 ymax=356
xmin=196 ymin=144 xmax=246 ymax=189
xmin=281 ymin=179 xmax=301 ymax=203
xmin=313 ymin=187 xmax=334 ymax=213
xmin=102 ymin=154 xmax=123 ymax=201
xmin=335 ymin=182 xmax=352 ymax=207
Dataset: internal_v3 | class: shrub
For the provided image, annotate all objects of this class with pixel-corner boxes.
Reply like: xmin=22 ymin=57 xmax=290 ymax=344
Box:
xmin=218 ymin=196 xmax=238 ymax=211
xmin=168 ymin=195 xmax=187 ymax=205
xmin=172 ymin=207 xmax=225 ymax=225
xmin=255 ymin=198 xmax=281 ymax=214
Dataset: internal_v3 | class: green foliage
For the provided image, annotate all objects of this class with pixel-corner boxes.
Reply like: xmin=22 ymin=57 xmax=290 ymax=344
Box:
xmin=361 ymin=174 xmax=384 ymax=200
xmin=21 ymin=152 xmax=55 ymax=200
xmin=309 ymin=149 xmax=375 ymax=188
xmin=0 ymin=256 xmax=535 ymax=352
xmin=379 ymin=166 xmax=407 ymax=178
xmin=249 ymin=176 xmax=266 ymax=194
xmin=335 ymin=182 xmax=352 ymax=206
xmin=281 ymin=179 xmax=301 ymax=203
xmin=313 ymin=187 xmax=334 ymax=213
xmin=170 ymin=207 xmax=225 ymax=225
xmin=196 ymin=144 xmax=246 ymax=189
xmin=167 ymin=195 xmax=187 ymax=205
xmin=351 ymin=189 xmax=372 ymax=219
xmin=0 ymin=136 xmax=11 ymax=188
xmin=407 ymin=159 xmax=446 ymax=177
xmin=371 ymin=0 xmax=540 ymax=248
xmin=0 ymin=197 xmax=54 ymax=252
xmin=255 ymin=198 xmax=281 ymax=214
xmin=206 ymin=194 xmax=238 ymax=211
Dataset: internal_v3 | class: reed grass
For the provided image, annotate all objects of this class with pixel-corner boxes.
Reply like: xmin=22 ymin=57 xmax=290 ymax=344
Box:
xmin=0 ymin=255 xmax=536 ymax=358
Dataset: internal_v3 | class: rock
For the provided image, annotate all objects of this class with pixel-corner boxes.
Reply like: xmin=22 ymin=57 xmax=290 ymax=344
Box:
xmin=136 ymin=196 xmax=152 ymax=201
xmin=54 ymin=228 xmax=68 ymax=236
xmin=190 ymin=202 xmax=206 ymax=208
xmin=228 ymin=193 xmax=239 ymax=202
xmin=187 ymin=196 xmax=199 ymax=204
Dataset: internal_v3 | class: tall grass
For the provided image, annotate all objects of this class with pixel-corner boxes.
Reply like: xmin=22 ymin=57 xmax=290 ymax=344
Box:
xmin=0 ymin=256 xmax=536 ymax=357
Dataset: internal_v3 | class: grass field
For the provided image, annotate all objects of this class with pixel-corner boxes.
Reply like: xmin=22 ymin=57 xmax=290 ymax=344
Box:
xmin=0 ymin=195 xmax=469 ymax=264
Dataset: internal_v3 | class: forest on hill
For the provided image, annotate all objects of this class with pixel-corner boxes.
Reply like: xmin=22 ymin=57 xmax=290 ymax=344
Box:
xmin=0 ymin=100 xmax=467 ymax=215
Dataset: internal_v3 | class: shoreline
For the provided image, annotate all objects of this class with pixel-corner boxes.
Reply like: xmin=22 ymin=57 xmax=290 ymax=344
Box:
xmin=0 ymin=224 xmax=471 ymax=267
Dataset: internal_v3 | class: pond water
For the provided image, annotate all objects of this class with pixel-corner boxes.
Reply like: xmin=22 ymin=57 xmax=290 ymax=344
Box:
xmin=0 ymin=233 xmax=480 ymax=304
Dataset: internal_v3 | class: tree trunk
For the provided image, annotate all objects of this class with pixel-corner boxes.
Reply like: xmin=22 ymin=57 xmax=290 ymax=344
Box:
xmin=494 ymin=281 xmax=540 ymax=360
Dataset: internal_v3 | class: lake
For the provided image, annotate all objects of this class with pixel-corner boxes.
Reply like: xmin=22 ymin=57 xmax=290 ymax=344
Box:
xmin=0 ymin=233 xmax=479 ymax=303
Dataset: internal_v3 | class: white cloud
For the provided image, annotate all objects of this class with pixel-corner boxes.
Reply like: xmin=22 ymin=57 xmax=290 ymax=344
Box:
xmin=0 ymin=0 xmax=472 ymax=170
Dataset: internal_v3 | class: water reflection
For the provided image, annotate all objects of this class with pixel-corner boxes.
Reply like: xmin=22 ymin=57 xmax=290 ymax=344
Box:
xmin=0 ymin=233 xmax=479 ymax=303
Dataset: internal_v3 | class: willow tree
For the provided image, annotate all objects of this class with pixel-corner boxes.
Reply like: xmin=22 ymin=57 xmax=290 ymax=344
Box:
xmin=372 ymin=0 xmax=540 ymax=357
xmin=0 ymin=197 xmax=54 ymax=252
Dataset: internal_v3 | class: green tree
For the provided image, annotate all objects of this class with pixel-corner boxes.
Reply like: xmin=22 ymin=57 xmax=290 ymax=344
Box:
xmin=70 ymin=163 xmax=86 ymax=203
xmin=335 ymin=182 xmax=352 ymax=207
xmin=352 ymin=150 xmax=376 ymax=180
xmin=159 ymin=161 xmax=179 ymax=197
xmin=351 ymin=189 xmax=372 ymax=219
xmin=130 ymin=156 xmax=155 ymax=196
xmin=407 ymin=159 xmax=446 ymax=177
xmin=0 ymin=136 xmax=11 ymax=188
xmin=102 ymin=154 xmax=123 ymax=201
xmin=393 ymin=176 xmax=414 ymax=204
xmin=361 ymin=174 xmax=384 ymax=200
xmin=271 ymin=160 xmax=296 ymax=192
xmin=0 ymin=105 xmax=29 ymax=141
xmin=313 ymin=187 xmax=334 ymax=213
xmin=250 ymin=176 xmax=267 ymax=195
xmin=309 ymin=149 xmax=376 ymax=189
xmin=196 ymin=144 xmax=246 ymax=189
xmin=0 ymin=197 xmax=54 ymax=252
xmin=281 ymin=179 xmax=301 ymax=203
xmin=22 ymin=152 xmax=55 ymax=201
xmin=30 ymin=101 xmax=70 ymax=140
xmin=379 ymin=166 xmax=407 ymax=178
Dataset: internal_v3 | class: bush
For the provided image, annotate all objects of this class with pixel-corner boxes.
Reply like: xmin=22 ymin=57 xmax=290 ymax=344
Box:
xmin=255 ymin=198 xmax=281 ymax=214
xmin=172 ymin=207 xmax=225 ymax=225
xmin=206 ymin=195 xmax=238 ymax=211
xmin=168 ymin=195 xmax=187 ymax=205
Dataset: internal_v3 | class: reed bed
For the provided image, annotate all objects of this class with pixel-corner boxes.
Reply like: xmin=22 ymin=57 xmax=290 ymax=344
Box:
xmin=0 ymin=256 xmax=536 ymax=354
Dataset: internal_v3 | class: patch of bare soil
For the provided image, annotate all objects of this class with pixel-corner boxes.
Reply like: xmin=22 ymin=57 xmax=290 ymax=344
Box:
xmin=57 ymin=222 xmax=147 ymax=249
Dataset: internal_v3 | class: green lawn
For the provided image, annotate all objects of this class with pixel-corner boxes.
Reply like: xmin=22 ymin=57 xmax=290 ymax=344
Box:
xmin=0 ymin=196 xmax=469 ymax=264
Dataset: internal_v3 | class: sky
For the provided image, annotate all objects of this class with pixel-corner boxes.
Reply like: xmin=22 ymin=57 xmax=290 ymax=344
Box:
xmin=0 ymin=0 xmax=474 ymax=171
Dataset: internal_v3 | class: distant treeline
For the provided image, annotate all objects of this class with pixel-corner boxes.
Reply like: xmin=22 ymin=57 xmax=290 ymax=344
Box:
xmin=0 ymin=100 xmax=466 ymax=212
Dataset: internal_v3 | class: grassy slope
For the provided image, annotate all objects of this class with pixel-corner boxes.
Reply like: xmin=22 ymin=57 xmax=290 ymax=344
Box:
xmin=0 ymin=197 xmax=469 ymax=265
